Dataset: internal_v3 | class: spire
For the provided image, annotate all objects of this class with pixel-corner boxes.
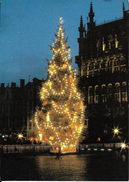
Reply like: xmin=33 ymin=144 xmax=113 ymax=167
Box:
xmin=123 ymin=2 xmax=125 ymax=18
xmin=123 ymin=2 xmax=125 ymax=12
xmin=80 ymin=15 xmax=83 ymax=27
xmin=78 ymin=16 xmax=85 ymax=38
xmin=88 ymin=2 xmax=95 ymax=23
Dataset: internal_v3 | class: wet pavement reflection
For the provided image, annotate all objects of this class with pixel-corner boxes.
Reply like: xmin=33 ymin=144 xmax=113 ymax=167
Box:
xmin=1 ymin=153 xmax=128 ymax=181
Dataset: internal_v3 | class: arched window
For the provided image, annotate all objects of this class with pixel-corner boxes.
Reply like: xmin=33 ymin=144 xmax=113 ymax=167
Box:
xmin=108 ymin=60 xmax=112 ymax=72
xmin=89 ymin=64 xmax=93 ymax=70
xmin=94 ymin=85 xmax=99 ymax=103
xmin=94 ymin=63 xmax=99 ymax=76
xmin=114 ymin=82 xmax=120 ymax=102
xmin=114 ymin=59 xmax=119 ymax=72
xmin=101 ymin=84 xmax=106 ymax=94
xmin=121 ymin=82 xmax=127 ymax=102
xmin=101 ymin=61 xmax=105 ymax=70
xmin=88 ymin=64 xmax=93 ymax=77
xmin=107 ymin=83 xmax=112 ymax=101
xmin=88 ymin=86 xmax=93 ymax=104
xmin=101 ymin=84 xmax=106 ymax=103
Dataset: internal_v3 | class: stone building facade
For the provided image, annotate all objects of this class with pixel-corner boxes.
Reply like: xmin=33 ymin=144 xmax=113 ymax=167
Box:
xmin=75 ymin=3 xmax=128 ymax=141
xmin=0 ymin=78 xmax=44 ymax=138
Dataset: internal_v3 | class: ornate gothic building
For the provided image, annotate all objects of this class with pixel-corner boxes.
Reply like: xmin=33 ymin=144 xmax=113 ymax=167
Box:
xmin=75 ymin=3 xmax=128 ymax=142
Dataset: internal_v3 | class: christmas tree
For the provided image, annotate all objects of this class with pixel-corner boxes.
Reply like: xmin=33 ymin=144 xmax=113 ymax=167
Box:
xmin=34 ymin=17 xmax=85 ymax=151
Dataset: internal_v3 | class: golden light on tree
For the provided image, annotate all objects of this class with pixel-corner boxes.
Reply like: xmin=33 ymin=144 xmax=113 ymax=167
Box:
xmin=34 ymin=17 xmax=86 ymax=150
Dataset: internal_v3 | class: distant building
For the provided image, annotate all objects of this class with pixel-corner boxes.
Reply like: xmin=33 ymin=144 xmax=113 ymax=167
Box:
xmin=75 ymin=3 xmax=128 ymax=141
xmin=0 ymin=78 xmax=44 ymax=138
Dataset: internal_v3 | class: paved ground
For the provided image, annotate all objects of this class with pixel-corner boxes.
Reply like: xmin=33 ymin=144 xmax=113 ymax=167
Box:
xmin=1 ymin=153 xmax=128 ymax=181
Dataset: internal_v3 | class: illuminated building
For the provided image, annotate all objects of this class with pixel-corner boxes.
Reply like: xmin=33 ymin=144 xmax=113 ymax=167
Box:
xmin=75 ymin=2 xmax=128 ymax=141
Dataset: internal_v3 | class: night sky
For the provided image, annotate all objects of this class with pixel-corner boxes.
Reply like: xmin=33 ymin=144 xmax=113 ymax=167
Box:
xmin=0 ymin=0 xmax=128 ymax=86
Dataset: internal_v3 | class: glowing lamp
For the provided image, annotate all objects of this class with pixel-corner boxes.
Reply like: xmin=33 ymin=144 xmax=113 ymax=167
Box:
xmin=57 ymin=131 xmax=60 ymax=135
xmin=49 ymin=136 xmax=54 ymax=140
xmin=112 ymin=126 xmax=121 ymax=136
xmin=18 ymin=134 xmax=23 ymax=139
xmin=66 ymin=133 xmax=71 ymax=136
xmin=63 ymin=64 xmax=67 ymax=69
xmin=71 ymin=125 xmax=75 ymax=129
xmin=29 ymin=137 xmax=35 ymax=141
xmin=121 ymin=143 xmax=126 ymax=149
xmin=40 ymin=129 xmax=43 ymax=133
xmin=44 ymin=136 xmax=47 ymax=140
xmin=80 ymin=102 xmax=83 ymax=108
xmin=69 ymin=78 xmax=73 ymax=83
xmin=97 ymin=137 xmax=101 ymax=142
xmin=43 ymin=102 xmax=47 ymax=106
xmin=114 ymin=129 xmax=118 ymax=134
xmin=56 ymin=147 xmax=59 ymax=151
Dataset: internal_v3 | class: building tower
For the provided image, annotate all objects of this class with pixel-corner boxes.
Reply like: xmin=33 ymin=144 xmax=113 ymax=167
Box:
xmin=75 ymin=2 xmax=128 ymax=142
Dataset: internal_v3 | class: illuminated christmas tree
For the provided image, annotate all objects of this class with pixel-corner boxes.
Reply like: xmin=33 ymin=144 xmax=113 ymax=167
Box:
xmin=34 ymin=17 xmax=86 ymax=152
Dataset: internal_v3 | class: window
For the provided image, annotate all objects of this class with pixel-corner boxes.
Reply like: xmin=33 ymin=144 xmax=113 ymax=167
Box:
xmin=114 ymin=59 xmax=118 ymax=66
xmin=108 ymin=60 xmax=112 ymax=72
xmin=101 ymin=84 xmax=106 ymax=103
xmin=101 ymin=61 xmax=105 ymax=69
xmin=107 ymin=83 xmax=112 ymax=94
xmin=107 ymin=83 xmax=112 ymax=101
xmin=95 ymin=63 xmax=99 ymax=69
xmin=88 ymin=86 xmax=93 ymax=104
xmin=114 ymin=83 xmax=120 ymax=102
xmin=94 ymin=63 xmax=99 ymax=76
xmin=121 ymin=82 xmax=127 ymax=102
xmin=120 ymin=65 xmax=126 ymax=72
xmin=94 ymin=85 xmax=99 ymax=103
xmin=88 ymin=64 xmax=93 ymax=77
xmin=114 ymin=59 xmax=119 ymax=72
xmin=122 ymin=93 xmax=127 ymax=102
xmin=89 ymin=64 xmax=93 ymax=70
xmin=101 ymin=84 xmax=106 ymax=94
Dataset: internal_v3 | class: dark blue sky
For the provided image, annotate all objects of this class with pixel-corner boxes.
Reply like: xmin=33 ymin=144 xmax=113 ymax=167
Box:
xmin=0 ymin=0 xmax=128 ymax=86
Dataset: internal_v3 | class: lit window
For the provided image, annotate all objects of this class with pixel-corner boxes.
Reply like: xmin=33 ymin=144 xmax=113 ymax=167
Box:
xmin=114 ymin=83 xmax=120 ymax=102
xmin=88 ymin=86 xmax=93 ymax=104
xmin=94 ymin=85 xmax=99 ymax=103
xmin=107 ymin=83 xmax=112 ymax=101
xmin=101 ymin=84 xmax=106 ymax=103
xmin=114 ymin=59 xmax=119 ymax=72
xmin=121 ymin=82 xmax=127 ymax=102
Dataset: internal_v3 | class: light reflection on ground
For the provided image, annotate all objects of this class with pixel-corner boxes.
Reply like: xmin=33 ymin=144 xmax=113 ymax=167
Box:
xmin=34 ymin=155 xmax=87 ymax=181
xmin=1 ymin=153 xmax=128 ymax=181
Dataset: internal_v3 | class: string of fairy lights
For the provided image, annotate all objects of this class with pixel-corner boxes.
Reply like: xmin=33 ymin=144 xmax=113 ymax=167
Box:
xmin=34 ymin=17 xmax=85 ymax=148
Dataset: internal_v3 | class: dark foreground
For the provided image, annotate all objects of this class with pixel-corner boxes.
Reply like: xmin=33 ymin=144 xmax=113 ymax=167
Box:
xmin=1 ymin=152 xmax=128 ymax=181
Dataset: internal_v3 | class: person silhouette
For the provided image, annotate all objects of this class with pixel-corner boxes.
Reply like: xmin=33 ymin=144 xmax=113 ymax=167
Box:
xmin=77 ymin=144 xmax=82 ymax=157
xmin=55 ymin=147 xmax=62 ymax=159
